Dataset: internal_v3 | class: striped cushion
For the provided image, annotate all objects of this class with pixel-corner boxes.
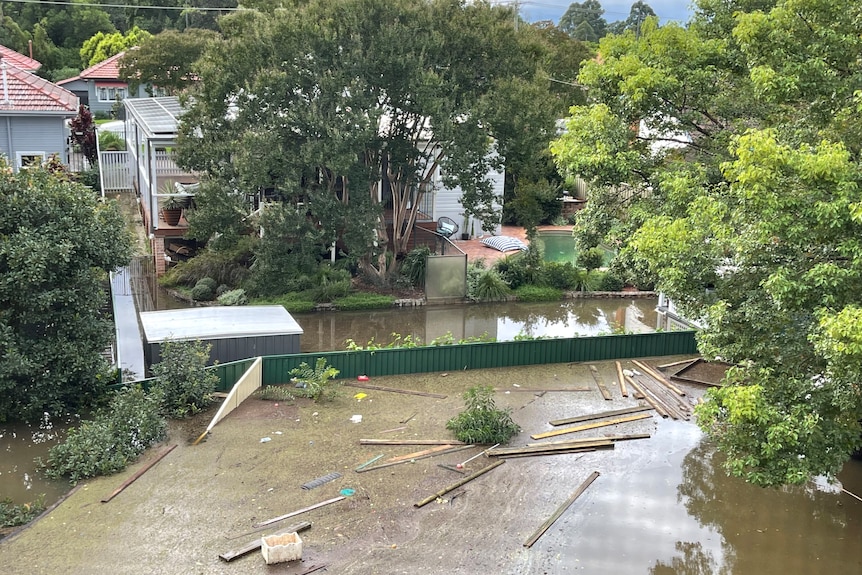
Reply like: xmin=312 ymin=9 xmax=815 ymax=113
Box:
xmin=481 ymin=236 xmax=528 ymax=252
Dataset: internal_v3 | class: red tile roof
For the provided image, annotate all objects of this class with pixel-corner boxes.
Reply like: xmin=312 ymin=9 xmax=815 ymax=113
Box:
xmin=58 ymin=51 xmax=127 ymax=86
xmin=0 ymin=45 xmax=40 ymax=72
xmin=0 ymin=61 xmax=78 ymax=113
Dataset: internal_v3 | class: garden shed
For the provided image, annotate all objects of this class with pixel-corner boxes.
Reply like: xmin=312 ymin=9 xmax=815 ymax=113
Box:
xmin=139 ymin=305 xmax=303 ymax=370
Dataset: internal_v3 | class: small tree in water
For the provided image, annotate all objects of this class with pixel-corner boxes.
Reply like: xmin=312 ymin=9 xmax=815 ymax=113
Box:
xmin=446 ymin=385 xmax=521 ymax=444
xmin=151 ymin=340 xmax=218 ymax=418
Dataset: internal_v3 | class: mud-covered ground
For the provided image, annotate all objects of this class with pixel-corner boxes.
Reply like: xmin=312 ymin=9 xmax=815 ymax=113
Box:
xmin=0 ymin=357 xmax=703 ymax=575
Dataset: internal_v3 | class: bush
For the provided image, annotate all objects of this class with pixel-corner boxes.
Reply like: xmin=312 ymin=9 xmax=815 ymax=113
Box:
xmin=45 ymin=386 xmax=166 ymax=482
xmin=257 ymin=384 xmax=295 ymax=402
xmin=577 ymin=247 xmax=606 ymax=272
xmin=446 ymin=385 xmax=520 ymax=444
xmin=150 ymin=340 xmax=218 ymax=419
xmin=252 ymin=293 xmax=317 ymax=313
xmin=1 ymin=495 xmax=46 ymax=527
xmin=160 ymin=238 xmax=254 ymax=288
xmin=494 ymin=252 xmax=543 ymax=289
xmin=217 ymin=288 xmax=248 ymax=306
xmin=572 ymin=269 xmax=601 ymax=292
xmin=471 ymin=269 xmax=511 ymax=301
xmin=197 ymin=277 xmax=217 ymax=291
xmin=596 ymin=271 xmax=625 ymax=291
xmin=75 ymin=166 xmax=101 ymax=192
xmin=289 ymin=358 xmax=341 ymax=402
xmin=98 ymin=130 xmax=125 ymax=151
xmin=191 ymin=282 xmax=215 ymax=301
xmin=401 ymin=246 xmax=431 ymax=287
xmin=543 ymin=262 xmax=580 ymax=290
xmin=311 ymin=267 xmax=352 ymax=302
xmin=515 ymin=285 xmax=563 ymax=302
xmin=333 ymin=293 xmax=395 ymax=310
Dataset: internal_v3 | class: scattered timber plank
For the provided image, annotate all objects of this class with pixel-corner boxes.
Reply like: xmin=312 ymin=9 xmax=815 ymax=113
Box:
xmin=530 ymin=413 xmax=652 ymax=440
xmin=494 ymin=387 xmax=591 ymax=393
xmin=101 ymin=444 xmax=177 ymax=503
xmin=384 ymin=444 xmax=459 ymax=464
xmin=297 ymin=565 xmax=327 ymax=575
xmin=632 ymin=374 xmax=691 ymax=420
xmin=589 ymin=365 xmax=613 ymax=401
xmin=253 ymin=496 xmax=346 ymax=529
xmin=632 ymin=360 xmax=686 ymax=397
xmin=380 ymin=426 xmax=408 ymax=434
xmin=528 ymin=433 xmax=651 ymax=447
xmin=400 ymin=412 xmax=418 ymax=424
xmin=360 ymin=439 xmax=465 ymax=446
xmin=219 ymin=521 xmax=311 ymax=562
xmin=671 ymin=374 xmax=723 ymax=387
xmin=624 ymin=376 xmax=670 ymax=419
xmin=414 ymin=460 xmax=506 ymax=508
xmin=357 ymin=445 xmax=473 ymax=473
xmin=355 ymin=454 xmax=384 ymax=471
xmin=501 ymin=447 xmax=599 ymax=458
xmin=488 ymin=440 xmax=613 ymax=457
xmin=549 ymin=406 xmax=653 ymax=426
xmin=658 ymin=358 xmax=700 ymax=369
xmin=524 ymin=471 xmax=600 ymax=548
xmin=615 ymin=361 xmax=629 ymax=397
xmin=345 ymin=382 xmax=446 ymax=399
xmin=842 ymin=488 xmax=862 ymax=503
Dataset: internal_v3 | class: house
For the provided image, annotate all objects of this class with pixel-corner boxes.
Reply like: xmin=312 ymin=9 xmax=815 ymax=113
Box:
xmin=0 ymin=45 xmax=41 ymax=72
xmin=0 ymin=57 xmax=79 ymax=171
xmin=58 ymin=52 xmax=150 ymax=117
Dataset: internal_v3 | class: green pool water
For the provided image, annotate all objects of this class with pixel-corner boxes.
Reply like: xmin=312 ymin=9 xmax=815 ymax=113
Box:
xmin=537 ymin=231 xmax=614 ymax=265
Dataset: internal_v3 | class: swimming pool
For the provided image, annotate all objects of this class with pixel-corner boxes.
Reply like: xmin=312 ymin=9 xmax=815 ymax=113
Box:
xmin=536 ymin=230 xmax=615 ymax=265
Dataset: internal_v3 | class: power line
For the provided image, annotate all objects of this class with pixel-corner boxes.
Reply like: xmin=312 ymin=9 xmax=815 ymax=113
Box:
xmin=0 ymin=0 xmax=240 ymax=11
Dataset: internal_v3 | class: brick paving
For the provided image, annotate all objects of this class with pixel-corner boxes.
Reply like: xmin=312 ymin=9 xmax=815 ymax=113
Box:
xmin=451 ymin=224 xmax=573 ymax=264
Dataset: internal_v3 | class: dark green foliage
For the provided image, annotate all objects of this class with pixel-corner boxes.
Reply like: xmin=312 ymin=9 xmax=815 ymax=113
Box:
xmin=571 ymin=269 xmax=601 ymax=292
xmin=97 ymin=130 xmax=125 ymax=151
xmin=446 ymin=385 xmax=520 ymax=444
xmin=0 ymin=167 xmax=131 ymax=422
xmin=401 ymin=246 xmax=431 ymax=287
xmin=45 ymin=386 xmax=166 ymax=483
xmin=311 ymin=266 xmax=352 ymax=303
xmin=160 ymin=237 xmax=254 ymax=289
xmin=252 ymin=294 xmax=317 ymax=313
xmin=577 ymin=247 xmax=605 ymax=272
xmin=597 ymin=271 xmax=625 ymax=292
xmin=0 ymin=495 xmax=46 ymax=527
xmin=191 ymin=282 xmax=215 ymax=301
xmin=197 ymin=277 xmax=217 ymax=292
xmin=289 ymin=358 xmax=341 ymax=402
xmin=217 ymin=288 xmax=248 ymax=306
xmin=75 ymin=166 xmax=102 ymax=192
xmin=515 ymin=285 xmax=563 ymax=302
xmin=494 ymin=253 xmax=543 ymax=290
xmin=471 ymin=269 xmax=511 ymax=302
xmin=333 ymin=293 xmax=395 ymax=310
xmin=150 ymin=340 xmax=218 ymax=419
xmin=256 ymin=384 xmax=295 ymax=402
xmin=543 ymin=261 xmax=580 ymax=290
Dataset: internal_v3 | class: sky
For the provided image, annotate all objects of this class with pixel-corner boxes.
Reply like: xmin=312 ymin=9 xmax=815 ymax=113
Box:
xmin=502 ymin=1 xmax=695 ymax=26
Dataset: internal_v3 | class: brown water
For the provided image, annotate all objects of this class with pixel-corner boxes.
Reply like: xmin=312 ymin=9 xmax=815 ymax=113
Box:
xmin=0 ymin=415 xmax=69 ymax=507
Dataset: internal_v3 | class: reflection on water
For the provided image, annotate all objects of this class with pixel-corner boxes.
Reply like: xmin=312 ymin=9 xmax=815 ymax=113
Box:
xmin=538 ymin=419 xmax=862 ymax=574
xmin=294 ymin=298 xmax=659 ymax=352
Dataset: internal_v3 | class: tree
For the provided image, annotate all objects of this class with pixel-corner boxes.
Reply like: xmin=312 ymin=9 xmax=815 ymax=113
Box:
xmin=607 ymin=1 xmax=657 ymax=35
xmin=551 ymin=1 xmax=862 ymax=486
xmin=0 ymin=167 xmax=132 ymax=423
xmin=179 ymin=0 xmax=551 ymax=283
xmin=560 ymin=0 xmax=607 ymax=40
xmin=80 ymin=26 xmax=151 ymax=67
xmin=119 ymin=28 xmax=220 ymax=95
xmin=69 ymin=105 xmax=98 ymax=166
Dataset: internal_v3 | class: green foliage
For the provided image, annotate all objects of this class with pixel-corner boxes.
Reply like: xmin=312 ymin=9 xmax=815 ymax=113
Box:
xmin=160 ymin=237 xmax=254 ymax=288
xmin=119 ymin=29 xmax=220 ymax=96
xmin=191 ymin=282 xmax=215 ymax=301
xmin=471 ymin=269 xmax=511 ymax=302
xmin=515 ymin=285 xmax=563 ymax=302
xmin=256 ymin=384 xmax=295 ymax=402
xmin=0 ymin=495 xmax=46 ymax=528
xmin=577 ymin=247 xmax=605 ymax=272
xmin=542 ymin=261 xmax=580 ymax=290
xmin=81 ymin=26 xmax=151 ymax=67
xmin=252 ymin=293 xmax=317 ymax=314
xmin=446 ymin=385 xmax=520 ymax=444
xmin=98 ymin=130 xmax=125 ymax=151
xmin=596 ymin=271 xmax=625 ymax=292
xmin=333 ymin=293 xmax=395 ymax=311
xmin=45 ymin=386 xmax=166 ymax=483
xmin=150 ymin=340 xmax=218 ymax=419
xmin=289 ymin=358 xmax=341 ymax=402
xmin=494 ymin=253 xmax=542 ymax=289
xmin=310 ymin=266 xmax=352 ymax=303
xmin=0 ymin=167 xmax=131 ymax=423
xmin=401 ymin=246 xmax=431 ymax=287
xmin=217 ymin=288 xmax=248 ymax=306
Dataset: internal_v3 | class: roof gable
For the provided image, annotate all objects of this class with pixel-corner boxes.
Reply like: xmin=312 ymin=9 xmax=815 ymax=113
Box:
xmin=0 ymin=61 xmax=78 ymax=113
xmin=0 ymin=45 xmax=40 ymax=72
xmin=81 ymin=51 xmax=126 ymax=81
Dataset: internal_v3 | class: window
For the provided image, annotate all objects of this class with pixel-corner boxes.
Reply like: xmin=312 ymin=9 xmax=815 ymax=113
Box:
xmin=97 ymin=86 xmax=128 ymax=102
xmin=17 ymin=152 xmax=45 ymax=170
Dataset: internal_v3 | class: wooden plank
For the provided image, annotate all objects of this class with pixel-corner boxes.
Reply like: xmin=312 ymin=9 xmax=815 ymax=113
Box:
xmin=494 ymin=387 xmax=591 ymax=393
xmin=632 ymin=360 xmax=686 ymax=396
xmin=524 ymin=471 xmax=600 ymax=548
xmin=219 ymin=521 xmax=311 ymax=562
xmin=380 ymin=426 xmax=408 ymax=434
xmin=589 ymin=364 xmax=613 ymax=401
xmin=357 ymin=445 xmax=473 ymax=473
xmin=384 ymin=444 xmax=459 ymax=463
xmin=624 ymin=376 xmax=670 ymax=419
xmin=549 ymin=406 xmax=653 ymax=426
xmin=488 ymin=440 xmax=613 ymax=457
xmin=530 ymin=413 xmax=652 ymax=440
xmin=253 ymin=497 xmax=345 ymax=529
xmin=414 ymin=460 xmax=505 ymax=508
xmin=360 ymin=439 xmax=465 ymax=446
xmin=528 ymin=433 xmax=651 ymax=447
xmin=501 ymin=448 xmax=600 ymax=458
xmin=633 ymin=373 xmax=692 ymax=417
xmin=615 ymin=361 xmax=628 ymax=397
xmin=101 ymin=444 xmax=177 ymax=503
xmin=671 ymin=374 xmax=723 ymax=387
xmin=658 ymin=358 xmax=700 ymax=369
xmin=345 ymin=382 xmax=447 ymax=399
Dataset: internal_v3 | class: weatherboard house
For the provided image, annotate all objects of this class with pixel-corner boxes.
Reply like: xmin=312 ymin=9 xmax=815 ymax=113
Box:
xmin=58 ymin=51 xmax=150 ymax=117
xmin=0 ymin=51 xmax=79 ymax=171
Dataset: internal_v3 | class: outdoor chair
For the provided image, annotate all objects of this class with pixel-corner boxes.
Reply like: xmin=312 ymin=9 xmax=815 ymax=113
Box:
xmin=436 ymin=216 xmax=459 ymax=238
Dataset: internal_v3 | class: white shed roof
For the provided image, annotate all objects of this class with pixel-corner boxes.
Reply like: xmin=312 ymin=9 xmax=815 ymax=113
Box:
xmin=139 ymin=305 xmax=303 ymax=343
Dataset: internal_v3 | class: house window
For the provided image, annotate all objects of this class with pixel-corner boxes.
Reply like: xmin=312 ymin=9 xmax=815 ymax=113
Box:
xmin=97 ymin=86 xmax=128 ymax=102
xmin=17 ymin=152 xmax=45 ymax=170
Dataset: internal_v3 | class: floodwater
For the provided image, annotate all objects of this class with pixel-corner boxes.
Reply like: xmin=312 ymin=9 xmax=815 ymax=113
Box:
xmin=540 ymin=419 xmax=862 ymax=574
xmin=0 ymin=415 xmax=68 ymax=508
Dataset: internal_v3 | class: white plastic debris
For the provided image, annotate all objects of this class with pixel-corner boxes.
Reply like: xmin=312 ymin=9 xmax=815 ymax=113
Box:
xmin=260 ymin=437 xmax=272 ymax=443
xmin=623 ymin=369 xmax=634 ymax=377
xmin=350 ymin=415 xmax=363 ymax=424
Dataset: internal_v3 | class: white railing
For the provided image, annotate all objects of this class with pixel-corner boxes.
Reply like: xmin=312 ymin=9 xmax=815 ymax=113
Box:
xmin=154 ymin=150 xmax=186 ymax=176
xmin=99 ymin=150 xmax=131 ymax=192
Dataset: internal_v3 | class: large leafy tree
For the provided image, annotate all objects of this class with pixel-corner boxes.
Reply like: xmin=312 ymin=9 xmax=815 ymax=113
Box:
xmin=80 ymin=26 xmax=151 ymax=67
xmin=119 ymin=28 xmax=219 ymax=95
xmin=0 ymin=168 xmax=132 ymax=423
xmin=551 ymin=1 xmax=862 ymax=487
xmin=179 ymin=0 xmax=549 ymax=283
xmin=560 ymin=0 xmax=607 ymax=41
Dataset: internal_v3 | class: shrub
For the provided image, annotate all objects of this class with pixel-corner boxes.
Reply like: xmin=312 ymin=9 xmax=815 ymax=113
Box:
xmin=596 ymin=271 xmax=625 ymax=291
xmin=577 ymin=247 xmax=606 ymax=272
xmin=572 ymin=269 xmax=601 ymax=292
xmin=98 ymin=130 xmax=125 ymax=151
xmin=257 ymin=384 xmax=295 ymax=402
xmin=446 ymin=385 xmax=520 ymax=444
xmin=333 ymin=293 xmax=395 ymax=310
xmin=312 ymin=269 xmax=351 ymax=302
xmin=515 ymin=285 xmax=563 ymax=302
xmin=75 ymin=166 xmax=101 ymax=192
xmin=191 ymin=282 xmax=215 ymax=301
xmin=150 ymin=340 xmax=218 ymax=419
xmin=160 ymin=238 xmax=254 ymax=288
xmin=494 ymin=252 xmax=543 ymax=289
xmin=45 ymin=386 xmax=166 ymax=482
xmin=543 ymin=261 xmax=580 ymax=290
xmin=216 ymin=284 xmax=230 ymax=297
xmin=289 ymin=358 xmax=341 ymax=402
xmin=401 ymin=246 xmax=431 ymax=287
xmin=197 ymin=277 xmax=217 ymax=291
xmin=471 ymin=269 xmax=511 ymax=301
xmin=217 ymin=288 xmax=248 ymax=306
xmin=1 ymin=495 xmax=46 ymax=527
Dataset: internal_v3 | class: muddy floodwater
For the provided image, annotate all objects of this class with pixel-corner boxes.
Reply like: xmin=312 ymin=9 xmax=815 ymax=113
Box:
xmin=2 ymin=360 xmax=860 ymax=574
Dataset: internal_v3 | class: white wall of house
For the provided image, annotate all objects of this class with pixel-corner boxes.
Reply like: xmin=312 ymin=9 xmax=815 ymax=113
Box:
xmin=433 ymin=164 xmax=504 ymax=238
xmin=0 ymin=115 xmax=70 ymax=170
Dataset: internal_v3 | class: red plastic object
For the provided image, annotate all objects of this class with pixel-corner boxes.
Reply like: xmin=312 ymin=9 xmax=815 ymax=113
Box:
xmin=357 ymin=375 xmax=370 ymax=381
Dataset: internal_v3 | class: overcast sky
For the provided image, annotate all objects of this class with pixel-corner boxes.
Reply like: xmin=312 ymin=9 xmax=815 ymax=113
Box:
xmin=507 ymin=1 xmax=694 ymax=26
